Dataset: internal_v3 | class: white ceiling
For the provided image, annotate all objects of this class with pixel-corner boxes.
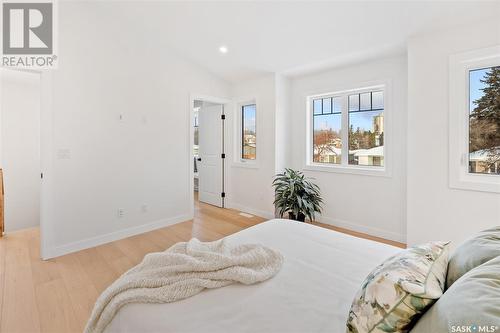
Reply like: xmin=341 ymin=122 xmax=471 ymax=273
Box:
xmin=113 ymin=1 xmax=500 ymax=82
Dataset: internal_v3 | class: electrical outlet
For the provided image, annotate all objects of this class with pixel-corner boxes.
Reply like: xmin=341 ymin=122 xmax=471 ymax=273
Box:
xmin=141 ymin=204 xmax=148 ymax=213
xmin=117 ymin=208 xmax=124 ymax=218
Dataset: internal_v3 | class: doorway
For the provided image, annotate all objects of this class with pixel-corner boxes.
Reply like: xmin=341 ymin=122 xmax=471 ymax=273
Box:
xmin=193 ymin=98 xmax=226 ymax=208
xmin=0 ymin=69 xmax=41 ymax=233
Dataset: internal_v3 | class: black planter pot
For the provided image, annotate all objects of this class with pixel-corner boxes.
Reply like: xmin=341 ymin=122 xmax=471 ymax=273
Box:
xmin=288 ymin=212 xmax=306 ymax=222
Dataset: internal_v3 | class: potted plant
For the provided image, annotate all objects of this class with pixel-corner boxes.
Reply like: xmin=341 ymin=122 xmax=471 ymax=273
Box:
xmin=272 ymin=168 xmax=323 ymax=222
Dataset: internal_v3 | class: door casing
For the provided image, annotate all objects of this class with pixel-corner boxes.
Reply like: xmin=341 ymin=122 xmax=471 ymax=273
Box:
xmin=197 ymin=103 xmax=224 ymax=207
xmin=188 ymin=94 xmax=232 ymax=216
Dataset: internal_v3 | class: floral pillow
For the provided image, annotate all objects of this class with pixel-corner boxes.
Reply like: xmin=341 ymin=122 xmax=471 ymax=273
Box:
xmin=346 ymin=241 xmax=450 ymax=333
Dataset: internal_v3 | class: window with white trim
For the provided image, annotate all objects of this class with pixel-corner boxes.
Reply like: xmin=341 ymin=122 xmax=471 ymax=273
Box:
xmin=309 ymin=85 xmax=386 ymax=172
xmin=241 ymin=103 xmax=256 ymax=160
xmin=468 ymin=67 xmax=499 ymax=175
xmin=312 ymin=96 xmax=342 ymax=164
xmin=449 ymin=46 xmax=500 ymax=193
xmin=348 ymin=91 xmax=384 ymax=166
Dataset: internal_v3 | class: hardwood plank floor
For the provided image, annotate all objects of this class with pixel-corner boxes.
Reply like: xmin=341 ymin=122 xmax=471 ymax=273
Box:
xmin=0 ymin=197 xmax=404 ymax=333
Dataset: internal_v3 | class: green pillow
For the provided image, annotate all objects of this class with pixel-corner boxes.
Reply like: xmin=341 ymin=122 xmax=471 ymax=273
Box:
xmin=346 ymin=242 xmax=449 ymax=333
xmin=446 ymin=226 xmax=500 ymax=288
xmin=411 ymin=256 xmax=500 ymax=333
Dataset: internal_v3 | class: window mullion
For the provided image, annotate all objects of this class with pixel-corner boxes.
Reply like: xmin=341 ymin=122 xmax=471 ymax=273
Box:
xmin=341 ymin=95 xmax=349 ymax=166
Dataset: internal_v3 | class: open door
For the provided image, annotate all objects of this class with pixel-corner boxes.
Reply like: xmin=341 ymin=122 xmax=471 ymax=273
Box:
xmin=197 ymin=103 xmax=224 ymax=207
xmin=0 ymin=69 xmax=41 ymax=233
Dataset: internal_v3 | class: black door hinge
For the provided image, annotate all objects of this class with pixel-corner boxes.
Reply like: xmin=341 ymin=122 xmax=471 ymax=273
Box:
xmin=41 ymin=173 xmax=43 ymax=179
xmin=221 ymin=153 xmax=226 ymax=159
xmin=221 ymin=192 xmax=226 ymax=198
xmin=221 ymin=114 xmax=226 ymax=120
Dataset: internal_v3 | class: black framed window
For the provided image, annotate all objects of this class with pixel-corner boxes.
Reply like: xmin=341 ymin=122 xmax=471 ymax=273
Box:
xmin=242 ymin=104 xmax=256 ymax=160
xmin=348 ymin=91 xmax=384 ymax=166
xmin=312 ymin=96 xmax=342 ymax=164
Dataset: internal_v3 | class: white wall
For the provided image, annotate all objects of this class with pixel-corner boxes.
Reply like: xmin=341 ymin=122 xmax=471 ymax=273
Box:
xmin=0 ymin=70 xmax=41 ymax=232
xmin=40 ymin=2 xmax=500 ymax=258
xmin=288 ymin=56 xmax=408 ymax=242
xmin=43 ymin=2 xmax=230 ymax=258
xmin=275 ymin=74 xmax=292 ymax=172
xmin=225 ymin=74 xmax=293 ymax=220
xmin=407 ymin=19 xmax=500 ymax=248
xmin=227 ymin=75 xmax=277 ymax=218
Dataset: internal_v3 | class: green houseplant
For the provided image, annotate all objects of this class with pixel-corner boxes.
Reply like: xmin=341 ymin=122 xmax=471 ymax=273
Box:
xmin=272 ymin=168 xmax=323 ymax=222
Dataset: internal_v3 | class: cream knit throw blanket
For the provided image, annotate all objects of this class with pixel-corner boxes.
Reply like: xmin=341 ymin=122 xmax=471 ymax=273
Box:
xmin=84 ymin=238 xmax=284 ymax=333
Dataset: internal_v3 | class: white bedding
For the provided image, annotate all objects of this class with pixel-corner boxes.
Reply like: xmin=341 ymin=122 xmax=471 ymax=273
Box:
xmin=106 ymin=219 xmax=401 ymax=333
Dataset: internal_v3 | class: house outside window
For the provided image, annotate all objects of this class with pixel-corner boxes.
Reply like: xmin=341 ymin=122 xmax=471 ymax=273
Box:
xmin=308 ymin=84 xmax=389 ymax=176
xmin=241 ymin=104 xmax=256 ymax=160
xmin=347 ymin=90 xmax=384 ymax=167
xmin=312 ymin=96 xmax=342 ymax=164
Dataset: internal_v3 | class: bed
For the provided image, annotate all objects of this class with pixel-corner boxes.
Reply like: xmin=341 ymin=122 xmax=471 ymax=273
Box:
xmin=106 ymin=219 xmax=401 ymax=333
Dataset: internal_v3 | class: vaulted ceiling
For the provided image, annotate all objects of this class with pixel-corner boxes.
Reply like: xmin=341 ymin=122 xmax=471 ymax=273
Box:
xmin=111 ymin=1 xmax=500 ymax=82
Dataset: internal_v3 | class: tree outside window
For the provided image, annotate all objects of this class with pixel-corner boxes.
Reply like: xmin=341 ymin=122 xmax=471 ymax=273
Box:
xmin=469 ymin=66 xmax=500 ymax=174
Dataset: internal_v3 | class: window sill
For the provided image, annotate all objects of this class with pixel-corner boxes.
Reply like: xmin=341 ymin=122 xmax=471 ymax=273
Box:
xmin=450 ymin=174 xmax=500 ymax=193
xmin=303 ymin=163 xmax=391 ymax=177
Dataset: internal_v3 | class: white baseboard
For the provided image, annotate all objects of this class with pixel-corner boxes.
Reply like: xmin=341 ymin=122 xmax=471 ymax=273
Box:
xmin=317 ymin=215 xmax=406 ymax=243
xmin=225 ymin=202 xmax=404 ymax=243
xmin=227 ymin=202 xmax=275 ymax=220
xmin=43 ymin=214 xmax=192 ymax=259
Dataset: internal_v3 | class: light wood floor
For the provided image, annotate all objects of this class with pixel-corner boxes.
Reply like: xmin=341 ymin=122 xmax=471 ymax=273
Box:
xmin=0 ymin=198 xmax=404 ymax=333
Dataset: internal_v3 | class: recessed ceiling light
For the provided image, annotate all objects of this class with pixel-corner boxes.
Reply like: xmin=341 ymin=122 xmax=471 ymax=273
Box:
xmin=219 ymin=46 xmax=228 ymax=54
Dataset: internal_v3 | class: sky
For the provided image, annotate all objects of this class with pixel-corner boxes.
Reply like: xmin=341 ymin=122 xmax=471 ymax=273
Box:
xmin=313 ymin=69 xmax=492 ymax=132
xmin=315 ymin=113 xmax=342 ymax=132
xmin=314 ymin=110 xmax=382 ymax=132
xmin=243 ymin=104 xmax=256 ymax=133
xmin=313 ymin=93 xmax=383 ymax=132
xmin=238 ymin=70 xmax=489 ymax=136
xmin=469 ymin=68 xmax=489 ymax=113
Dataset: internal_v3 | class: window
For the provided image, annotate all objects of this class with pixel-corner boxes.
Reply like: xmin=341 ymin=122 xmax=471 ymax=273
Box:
xmin=312 ymin=96 xmax=342 ymax=164
xmin=242 ymin=104 xmax=256 ymax=160
xmin=309 ymin=85 xmax=387 ymax=174
xmin=468 ymin=67 xmax=500 ymax=175
xmin=449 ymin=46 xmax=500 ymax=193
xmin=348 ymin=91 xmax=384 ymax=166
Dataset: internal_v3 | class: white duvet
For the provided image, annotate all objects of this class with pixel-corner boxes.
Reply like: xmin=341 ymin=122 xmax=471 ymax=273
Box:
xmin=106 ymin=219 xmax=401 ymax=333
